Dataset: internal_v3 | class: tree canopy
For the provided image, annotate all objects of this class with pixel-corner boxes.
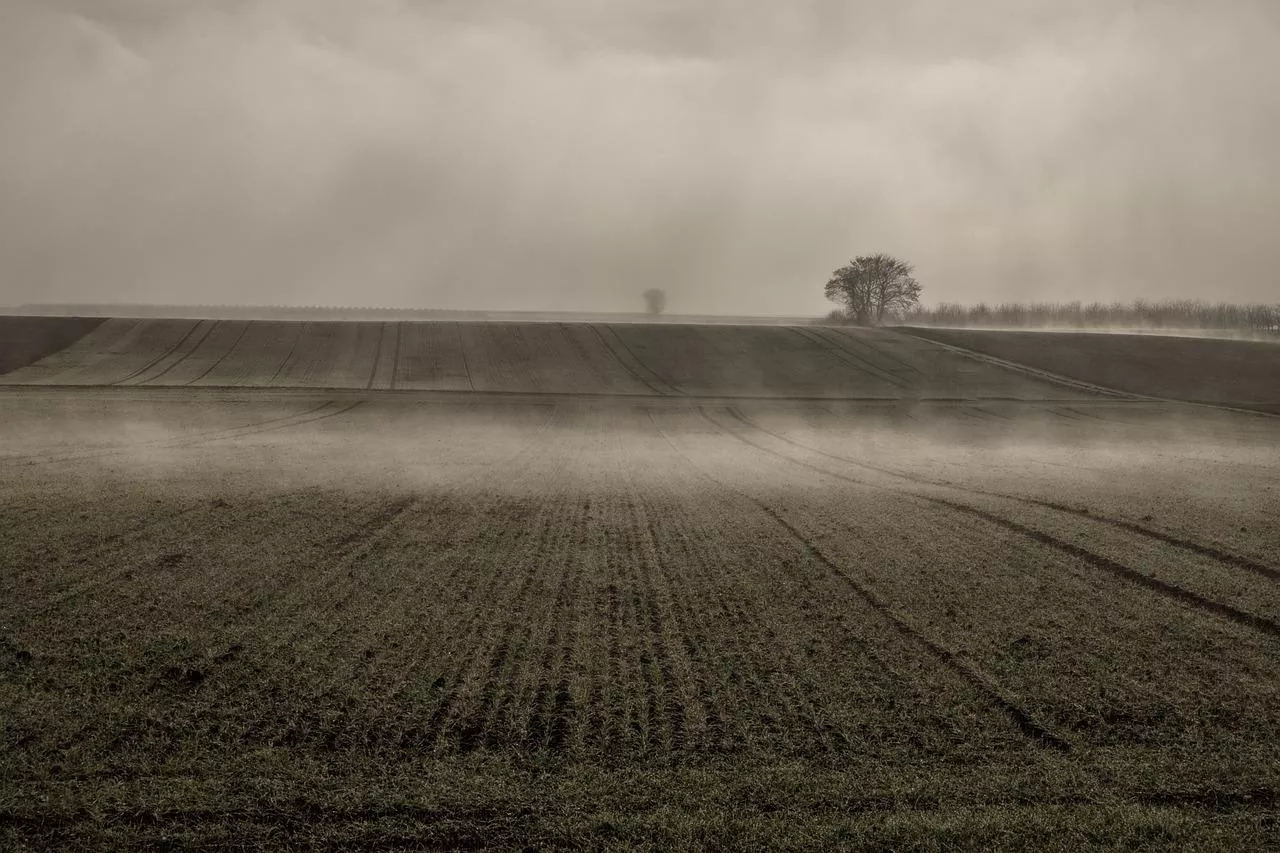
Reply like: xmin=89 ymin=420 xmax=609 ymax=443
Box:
xmin=824 ymin=254 xmax=921 ymax=324
xmin=642 ymin=288 xmax=666 ymax=316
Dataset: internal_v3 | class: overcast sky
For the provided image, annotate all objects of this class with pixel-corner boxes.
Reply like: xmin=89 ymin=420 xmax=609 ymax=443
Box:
xmin=2 ymin=1 xmax=1277 ymax=314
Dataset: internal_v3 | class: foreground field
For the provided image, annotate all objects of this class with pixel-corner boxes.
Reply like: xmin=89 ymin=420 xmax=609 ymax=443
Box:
xmin=2 ymin=387 xmax=1278 ymax=850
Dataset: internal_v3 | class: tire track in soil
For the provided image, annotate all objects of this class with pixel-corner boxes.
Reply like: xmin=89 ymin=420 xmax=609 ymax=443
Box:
xmin=712 ymin=408 xmax=1280 ymax=642
xmin=825 ymin=327 xmax=926 ymax=376
xmin=561 ymin=323 xmax=637 ymax=395
xmin=182 ymin=321 xmax=251 ymax=386
xmin=132 ymin=320 xmax=220 ymax=386
xmin=455 ymin=323 xmax=476 ymax=391
xmin=584 ymin=324 xmax=662 ymax=395
xmin=655 ymin=410 xmax=1073 ymax=752
xmin=264 ymin=323 xmax=306 ymax=387
xmin=365 ymin=323 xmax=387 ymax=390
xmin=936 ymin=502 xmax=1280 ymax=639
xmin=790 ymin=327 xmax=909 ymax=389
xmin=726 ymin=408 xmax=1280 ymax=584
xmin=646 ymin=410 xmax=1032 ymax=756
xmin=755 ymin=503 xmax=1074 ymax=751
xmin=188 ymin=400 xmax=367 ymax=446
xmin=897 ymin=332 xmax=1141 ymax=400
xmin=1 ymin=399 xmax=338 ymax=467
xmin=2 ymin=318 xmax=139 ymax=385
xmin=112 ymin=320 xmax=209 ymax=386
xmin=598 ymin=324 xmax=684 ymax=395
xmin=390 ymin=322 xmax=402 ymax=391
xmin=971 ymin=404 xmax=1015 ymax=421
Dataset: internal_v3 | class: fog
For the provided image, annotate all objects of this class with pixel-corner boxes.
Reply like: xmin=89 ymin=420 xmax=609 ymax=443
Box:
xmin=2 ymin=1 xmax=1278 ymax=315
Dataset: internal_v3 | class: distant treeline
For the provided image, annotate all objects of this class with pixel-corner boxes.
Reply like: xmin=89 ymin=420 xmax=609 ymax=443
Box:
xmin=899 ymin=300 xmax=1280 ymax=334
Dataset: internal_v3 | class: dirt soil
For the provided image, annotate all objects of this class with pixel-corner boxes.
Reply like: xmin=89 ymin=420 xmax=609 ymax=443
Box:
xmin=2 ymin=384 xmax=1278 ymax=850
xmin=0 ymin=317 xmax=104 ymax=375
xmin=905 ymin=327 xmax=1280 ymax=412
xmin=1 ymin=318 xmax=1099 ymax=400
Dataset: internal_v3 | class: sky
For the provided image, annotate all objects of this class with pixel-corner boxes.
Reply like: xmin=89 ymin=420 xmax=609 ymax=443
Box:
xmin=1 ymin=0 xmax=1277 ymax=315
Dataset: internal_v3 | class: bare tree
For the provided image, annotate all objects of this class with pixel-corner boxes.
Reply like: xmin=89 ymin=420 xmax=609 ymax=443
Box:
xmin=642 ymin=288 xmax=666 ymax=316
xmin=824 ymin=254 xmax=921 ymax=324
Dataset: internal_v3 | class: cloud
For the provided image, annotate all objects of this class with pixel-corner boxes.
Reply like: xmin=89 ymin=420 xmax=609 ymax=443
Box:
xmin=1 ymin=0 xmax=1278 ymax=314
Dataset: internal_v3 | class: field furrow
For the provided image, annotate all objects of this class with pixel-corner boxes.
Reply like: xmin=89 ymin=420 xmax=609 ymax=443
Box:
xmin=3 ymin=360 xmax=1278 ymax=850
xmin=722 ymin=407 xmax=1280 ymax=614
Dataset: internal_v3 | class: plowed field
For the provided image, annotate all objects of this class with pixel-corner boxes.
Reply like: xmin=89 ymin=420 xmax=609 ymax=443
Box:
xmin=905 ymin=327 xmax=1280 ymax=413
xmin=1 ymin=322 xmax=1277 ymax=850
xmin=3 ymin=319 xmax=1098 ymax=399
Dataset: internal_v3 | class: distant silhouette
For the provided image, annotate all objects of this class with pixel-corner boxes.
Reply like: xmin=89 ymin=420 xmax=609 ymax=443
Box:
xmin=824 ymin=254 xmax=921 ymax=325
xmin=642 ymin=288 xmax=666 ymax=316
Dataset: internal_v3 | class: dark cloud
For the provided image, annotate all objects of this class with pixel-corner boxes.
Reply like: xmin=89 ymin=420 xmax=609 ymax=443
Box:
xmin=1 ymin=0 xmax=1277 ymax=314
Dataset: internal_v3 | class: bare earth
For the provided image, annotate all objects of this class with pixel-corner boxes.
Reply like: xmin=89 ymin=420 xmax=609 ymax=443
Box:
xmin=1 ymin=321 xmax=1277 ymax=850
xmin=904 ymin=326 xmax=1280 ymax=413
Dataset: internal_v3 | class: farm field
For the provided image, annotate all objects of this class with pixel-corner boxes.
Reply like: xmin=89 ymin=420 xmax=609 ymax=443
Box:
xmin=905 ymin=327 xmax=1280 ymax=413
xmin=0 ymin=317 xmax=105 ymax=376
xmin=1 ymin=321 xmax=1278 ymax=849
xmin=2 ymin=318 xmax=1102 ymax=399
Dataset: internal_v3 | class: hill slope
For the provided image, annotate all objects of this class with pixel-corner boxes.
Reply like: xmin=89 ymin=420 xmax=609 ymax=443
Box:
xmin=0 ymin=317 xmax=105 ymax=375
xmin=906 ymin=327 xmax=1280 ymax=413
xmin=0 ymin=318 xmax=1089 ymax=400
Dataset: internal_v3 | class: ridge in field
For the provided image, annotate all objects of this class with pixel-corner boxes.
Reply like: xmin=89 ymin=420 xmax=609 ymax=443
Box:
xmin=0 ymin=317 xmax=1088 ymax=400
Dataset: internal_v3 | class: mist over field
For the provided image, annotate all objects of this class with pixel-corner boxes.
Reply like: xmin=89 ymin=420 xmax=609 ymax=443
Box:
xmin=4 ymin=9 xmax=1280 ymax=847
xmin=3 ymin=0 xmax=1279 ymax=314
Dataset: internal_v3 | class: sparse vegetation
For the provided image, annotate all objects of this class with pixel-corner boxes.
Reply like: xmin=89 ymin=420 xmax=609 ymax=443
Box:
xmin=903 ymin=299 xmax=1280 ymax=334
xmin=2 ymin=321 xmax=1279 ymax=850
